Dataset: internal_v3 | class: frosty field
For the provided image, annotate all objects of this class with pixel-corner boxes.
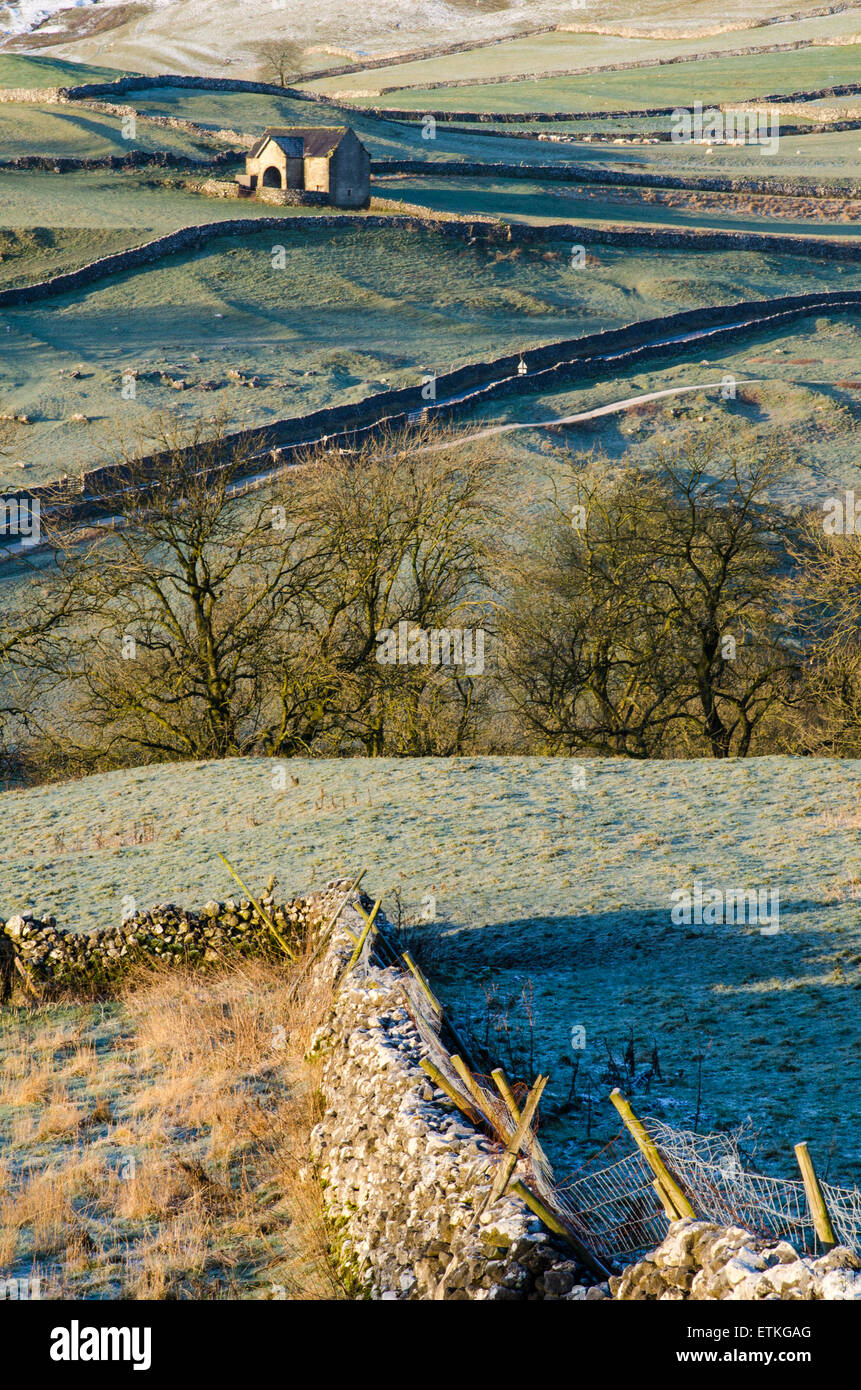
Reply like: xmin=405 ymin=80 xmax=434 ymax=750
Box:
xmin=0 ymin=754 xmax=858 ymax=1187
xmin=3 ymin=233 xmax=859 ymax=487
xmin=307 ymin=12 xmax=861 ymax=99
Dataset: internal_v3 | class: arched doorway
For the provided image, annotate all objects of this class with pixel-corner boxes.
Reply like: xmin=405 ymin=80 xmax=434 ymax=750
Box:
xmin=262 ymin=165 xmax=282 ymax=188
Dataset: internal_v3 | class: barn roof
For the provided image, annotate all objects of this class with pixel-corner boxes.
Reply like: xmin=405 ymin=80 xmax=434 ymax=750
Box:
xmin=252 ymin=126 xmax=357 ymax=159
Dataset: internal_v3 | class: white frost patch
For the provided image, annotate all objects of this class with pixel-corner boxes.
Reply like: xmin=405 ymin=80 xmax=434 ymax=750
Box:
xmin=0 ymin=0 xmax=138 ymax=40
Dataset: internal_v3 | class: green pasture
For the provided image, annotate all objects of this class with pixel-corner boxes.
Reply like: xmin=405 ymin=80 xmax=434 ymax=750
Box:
xmin=2 ymin=230 xmax=859 ymax=487
xmin=373 ymin=172 xmax=861 ymax=237
xmin=357 ymin=43 xmax=861 ymax=113
xmin=307 ymin=11 xmax=861 ymax=97
xmin=0 ymin=53 xmax=123 ymax=89
xmin=0 ymin=102 xmax=224 ymax=159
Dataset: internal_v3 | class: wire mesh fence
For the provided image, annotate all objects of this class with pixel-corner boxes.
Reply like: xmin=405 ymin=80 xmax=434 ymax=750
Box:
xmin=549 ymin=1117 xmax=861 ymax=1266
xmin=358 ymin=909 xmax=860 ymax=1273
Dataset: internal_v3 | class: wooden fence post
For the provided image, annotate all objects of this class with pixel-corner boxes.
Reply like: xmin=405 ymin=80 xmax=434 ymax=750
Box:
xmin=342 ymin=899 xmax=381 ymax=976
xmin=217 ymin=851 xmax=296 ymax=960
xmin=449 ymin=1054 xmax=491 ymax=1118
xmin=484 ymin=1073 xmax=548 ymax=1208
xmin=794 ymin=1142 xmax=837 ymax=1251
xmin=491 ymin=1067 xmax=521 ymax=1124
xmin=610 ymin=1088 xmax=696 ymax=1221
xmin=420 ymin=1058 xmax=483 ymax=1125
xmin=509 ymin=1180 xmax=612 ymax=1282
xmin=402 ymin=952 xmax=441 ymax=1013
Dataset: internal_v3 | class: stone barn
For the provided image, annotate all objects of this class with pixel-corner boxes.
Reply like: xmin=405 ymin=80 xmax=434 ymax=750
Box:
xmin=238 ymin=126 xmax=371 ymax=208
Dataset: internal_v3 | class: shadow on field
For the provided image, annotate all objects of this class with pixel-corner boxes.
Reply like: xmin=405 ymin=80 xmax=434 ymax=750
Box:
xmin=424 ymin=898 xmax=842 ymax=984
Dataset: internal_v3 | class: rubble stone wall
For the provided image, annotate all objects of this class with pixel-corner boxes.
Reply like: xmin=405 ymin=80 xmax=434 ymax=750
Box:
xmin=309 ymin=910 xmax=611 ymax=1301
xmin=613 ymin=1220 xmax=861 ymax=1300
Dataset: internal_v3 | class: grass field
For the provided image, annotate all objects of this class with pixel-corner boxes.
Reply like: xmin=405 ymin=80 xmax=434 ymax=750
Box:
xmin=1 ymin=13 xmax=860 ymax=1272
xmin=0 ymin=53 xmax=123 ymax=87
xmin=0 ymin=753 xmax=858 ymax=1187
xmin=0 ymin=168 xmax=342 ymax=229
xmin=0 ymin=226 xmax=146 ymax=288
xmin=3 ymin=235 xmax=859 ymax=486
xmin=374 ymin=173 xmax=861 ymax=236
xmin=0 ymin=955 xmax=339 ymax=1298
xmin=359 ymin=43 xmax=861 ymax=113
xmin=308 ymin=13 xmax=861 ymax=98
xmin=0 ymin=102 xmax=224 ymax=158
xmin=11 ymin=1 xmax=850 ymax=80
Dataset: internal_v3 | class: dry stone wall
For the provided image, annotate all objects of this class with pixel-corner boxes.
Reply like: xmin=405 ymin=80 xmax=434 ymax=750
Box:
xmin=309 ymin=908 xmax=611 ymax=1300
xmin=0 ymin=891 xmax=331 ymax=998
xmin=613 ymin=1220 xmax=861 ymax=1300
xmin=0 ymin=151 xmax=238 ymax=173
xmin=374 ymin=158 xmax=861 ymax=199
xmin=8 ymin=272 xmax=859 ymax=529
xmin=0 ymin=884 xmax=855 ymax=1299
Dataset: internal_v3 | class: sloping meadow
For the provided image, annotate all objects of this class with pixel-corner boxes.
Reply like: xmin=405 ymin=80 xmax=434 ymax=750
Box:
xmin=1 ymin=754 xmax=859 ymax=1188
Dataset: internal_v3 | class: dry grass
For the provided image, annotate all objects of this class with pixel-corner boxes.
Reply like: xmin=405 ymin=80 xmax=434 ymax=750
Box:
xmin=0 ymin=950 xmax=343 ymax=1299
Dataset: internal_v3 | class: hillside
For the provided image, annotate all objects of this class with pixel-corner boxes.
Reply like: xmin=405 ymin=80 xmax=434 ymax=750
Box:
xmin=2 ymin=754 xmax=859 ymax=1186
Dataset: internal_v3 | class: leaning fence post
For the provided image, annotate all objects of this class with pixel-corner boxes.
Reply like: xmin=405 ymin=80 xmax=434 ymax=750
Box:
xmin=481 ymin=1073 xmax=548 ymax=1211
xmin=794 ymin=1142 xmax=837 ymax=1251
xmin=402 ymin=952 xmax=441 ymax=1013
xmin=491 ymin=1067 xmax=521 ymax=1124
xmin=217 ymin=851 xmax=296 ymax=960
xmin=610 ymin=1088 xmax=696 ymax=1221
xmin=341 ymin=899 xmax=381 ymax=976
xmin=402 ymin=955 xmax=479 ymax=1067
xmin=652 ymin=1178 xmax=678 ymax=1221
xmin=509 ymin=1180 xmax=612 ymax=1282
xmin=419 ymin=1058 xmax=483 ymax=1126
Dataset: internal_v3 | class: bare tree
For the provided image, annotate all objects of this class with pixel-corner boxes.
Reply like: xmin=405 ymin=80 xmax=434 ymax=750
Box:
xmin=282 ymin=421 xmax=507 ymax=756
xmin=0 ymin=416 xmax=86 ymax=780
xmin=500 ymin=433 xmax=801 ymax=758
xmin=41 ymin=418 xmax=327 ymax=768
xmin=37 ymin=416 xmax=506 ymax=769
xmin=791 ymin=513 xmax=861 ymax=754
xmin=255 ymin=40 xmax=305 ymax=87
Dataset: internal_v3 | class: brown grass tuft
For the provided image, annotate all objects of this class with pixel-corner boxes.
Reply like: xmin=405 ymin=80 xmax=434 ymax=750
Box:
xmin=0 ymin=946 xmax=343 ymax=1299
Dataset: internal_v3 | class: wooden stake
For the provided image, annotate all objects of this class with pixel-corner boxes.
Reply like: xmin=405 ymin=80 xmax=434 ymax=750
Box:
xmin=420 ymin=1058 xmax=483 ymax=1125
xmin=403 ymin=952 xmax=441 ymax=1013
xmin=285 ymin=869 xmax=367 ymax=1000
xmin=449 ymin=1054 xmax=491 ymax=1118
xmin=325 ymin=869 xmax=366 ymax=944
xmin=485 ymin=1073 xmax=548 ymax=1207
xmin=794 ymin=1142 xmax=837 ymax=1251
xmin=400 ymin=953 xmax=478 ymax=1068
xmin=653 ymin=1178 xmax=678 ymax=1221
xmin=610 ymin=1088 xmax=695 ymax=1221
xmin=217 ymin=852 xmax=296 ymax=960
xmin=491 ymin=1066 xmax=547 ymax=1167
xmin=509 ymin=1180 xmax=612 ymax=1282
xmin=342 ymin=899 xmax=381 ymax=976
xmin=491 ymin=1067 xmax=521 ymax=1124
xmin=13 ymin=954 xmax=39 ymax=997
